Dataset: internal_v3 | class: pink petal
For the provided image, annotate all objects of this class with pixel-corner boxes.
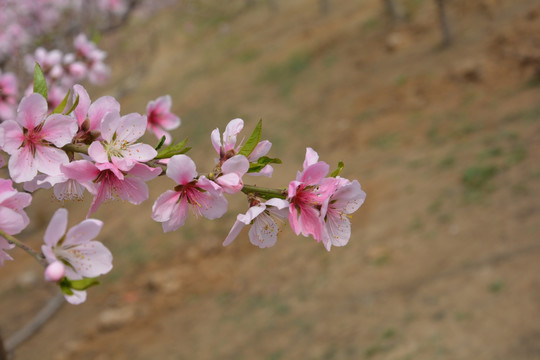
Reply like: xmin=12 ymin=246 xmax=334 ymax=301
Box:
xmin=64 ymin=290 xmax=87 ymax=305
xmin=44 ymin=261 xmax=65 ymax=282
xmin=0 ymin=120 xmax=24 ymax=154
xmin=160 ymin=113 xmax=181 ymax=130
xmin=222 ymin=219 xmax=246 ymax=247
xmin=149 ymin=124 xmax=172 ymax=146
xmin=0 ymin=237 xmax=14 ymax=266
xmin=216 ymin=173 xmax=242 ymax=194
xmin=247 ymin=164 xmax=273 ymax=177
xmin=60 ymin=241 xmax=112 ymax=278
xmin=115 ymin=113 xmax=147 ymax=143
xmin=248 ymin=140 xmax=272 ymax=161
xmin=333 ymin=180 xmax=366 ymax=214
xmin=118 ymin=176 xmax=149 ymax=205
xmin=123 ymin=143 xmax=157 ymax=162
xmin=87 ymin=96 xmax=120 ymax=132
xmin=0 ymin=207 xmax=27 ymax=235
xmin=127 ymin=163 xmax=162 ymax=181
xmin=64 ymin=219 xmax=103 ymax=246
xmin=210 ymin=128 xmax=221 ymax=154
xmin=61 ymin=160 xmax=100 ymax=183
xmin=35 ymin=145 xmax=70 ymax=176
xmin=41 ymin=114 xmax=77 ymax=147
xmin=199 ymin=191 xmax=228 ymax=220
xmin=73 ymin=84 xmax=91 ymax=125
xmin=222 ymin=155 xmax=249 ymax=175
xmin=162 ymin=196 xmax=189 ymax=232
xmin=100 ymin=111 xmax=121 ymax=142
xmin=88 ymin=141 xmax=109 ymax=163
xmin=222 ymin=118 xmax=244 ymax=151
xmin=265 ymin=198 xmax=289 ymax=210
xmin=44 ymin=208 xmax=68 ymax=247
xmin=152 ymin=190 xmax=181 ymax=222
xmin=17 ymin=93 xmax=47 ymax=129
xmin=237 ymin=205 xmax=266 ymax=224
xmin=323 ymin=212 xmax=351 ymax=250
xmin=166 ymin=155 xmax=197 ymax=185
xmin=8 ymin=146 xmax=38 ymax=183
xmin=299 ymin=162 xmax=329 ymax=185
xmin=249 ymin=212 xmax=280 ymax=248
xmin=303 ymin=147 xmax=319 ymax=169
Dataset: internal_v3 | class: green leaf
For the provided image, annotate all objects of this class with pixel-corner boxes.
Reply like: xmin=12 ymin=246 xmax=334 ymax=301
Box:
xmin=65 ymin=95 xmax=80 ymax=116
xmin=33 ymin=63 xmax=48 ymax=100
xmin=59 ymin=282 xmax=74 ymax=296
xmin=247 ymin=156 xmax=282 ymax=173
xmin=155 ymin=136 xmax=166 ymax=150
xmin=238 ymin=119 xmax=262 ymax=157
xmin=155 ymin=138 xmax=189 ymax=159
xmin=52 ymin=90 xmax=71 ymax=114
xmin=68 ymin=277 xmax=100 ymax=291
xmin=329 ymin=161 xmax=344 ymax=177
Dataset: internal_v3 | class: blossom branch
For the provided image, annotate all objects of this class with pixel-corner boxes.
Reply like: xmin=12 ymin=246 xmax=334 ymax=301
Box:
xmin=61 ymin=143 xmax=89 ymax=155
xmin=0 ymin=230 xmax=47 ymax=267
xmin=241 ymin=184 xmax=287 ymax=200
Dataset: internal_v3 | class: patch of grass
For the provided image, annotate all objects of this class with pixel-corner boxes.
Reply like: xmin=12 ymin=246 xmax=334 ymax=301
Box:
xmin=364 ymin=344 xmax=384 ymax=358
xmin=428 ymin=199 xmax=443 ymax=213
xmin=506 ymin=146 xmax=527 ymax=166
xmin=258 ymin=51 xmax=312 ymax=98
xmin=488 ymin=280 xmax=505 ymax=294
xmin=462 ymin=165 xmax=498 ymax=191
xmin=478 ymin=147 xmax=503 ymax=160
xmin=237 ymin=48 xmax=260 ymax=63
xmin=500 ymin=104 xmax=540 ymax=123
xmin=362 ymin=16 xmax=379 ymax=32
xmin=323 ymin=54 xmax=338 ymax=68
xmin=438 ymin=155 xmax=455 ymax=169
xmin=408 ymin=215 xmax=424 ymax=232
xmin=395 ymin=75 xmax=409 ymax=86
xmin=369 ymin=132 xmax=399 ymax=149
xmin=355 ymin=109 xmax=377 ymax=123
xmin=512 ymin=183 xmax=529 ymax=196
xmin=382 ymin=328 xmax=397 ymax=339
xmin=455 ymin=312 xmax=471 ymax=321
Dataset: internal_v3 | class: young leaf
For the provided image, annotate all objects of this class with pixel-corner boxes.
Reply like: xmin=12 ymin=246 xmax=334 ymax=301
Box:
xmin=238 ymin=119 xmax=262 ymax=157
xmin=329 ymin=161 xmax=344 ymax=177
xmin=69 ymin=277 xmax=100 ymax=291
xmin=155 ymin=136 xmax=166 ymax=150
xmin=33 ymin=63 xmax=48 ymax=100
xmin=155 ymin=138 xmax=189 ymax=159
xmin=52 ymin=90 xmax=71 ymax=114
xmin=247 ymin=156 xmax=282 ymax=173
xmin=65 ymin=95 xmax=80 ymax=116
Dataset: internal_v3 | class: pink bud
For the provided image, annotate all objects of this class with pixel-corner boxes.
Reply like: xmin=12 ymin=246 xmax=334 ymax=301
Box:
xmin=44 ymin=261 xmax=65 ymax=282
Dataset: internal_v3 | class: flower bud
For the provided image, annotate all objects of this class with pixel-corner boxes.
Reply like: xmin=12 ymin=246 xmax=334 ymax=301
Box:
xmin=44 ymin=261 xmax=66 ymax=282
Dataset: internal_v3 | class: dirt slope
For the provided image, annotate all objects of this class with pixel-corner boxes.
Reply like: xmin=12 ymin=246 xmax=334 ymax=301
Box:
xmin=1 ymin=0 xmax=540 ymax=359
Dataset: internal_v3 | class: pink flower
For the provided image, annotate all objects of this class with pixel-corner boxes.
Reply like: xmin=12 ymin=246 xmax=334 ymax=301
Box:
xmin=287 ymin=148 xmax=337 ymax=242
xmin=23 ymin=171 xmax=93 ymax=202
xmin=72 ymin=84 xmax=120 ymax=142
xmin=88 ymin=111 xmax=157 ymax=171
xmin=211 ymin=118 xmax=244 ymax=158
xmin=211 ymin=118 xmax=274 ymax=177
xmin=0 ymin=93 xmax=77 ymax=183
xmin=62 ymin=160 xmax=161 ymax=217
xmin=41 ymin=208 xmax=112 ymax=304
xmin=44 ymin=260 xmax=65 ymax=282
xmin=0 ymin=70 xmax=18 ymax=121
xmin=320 ymin=178 xmax=366 ymax=251
xmin=146 ymin=95 xmax=181 ymax=146
xmin=152 ymin=155 xmax=228 ymax=232
xmin=215 ymin=154 xmax=249 ymax=194
xmin=0 ymin=179 xmax=32 ymax=265
xmin=223 ymin=198 xmax=289 ymax=248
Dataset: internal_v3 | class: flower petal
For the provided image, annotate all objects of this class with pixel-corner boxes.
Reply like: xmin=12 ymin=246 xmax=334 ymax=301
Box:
xmin=64 ymin=219 xmax=103 ymax=246
xmin=73 ymin=84 xmax=91 ymax=125
xmin=249 ymin=212 xmax=280 ymax=248
xmin=41 ymin=114 xmax=77 ymax=147
xmin=87 ymin=96 xmax=120 ymax=132
xmin=152 ymin=190 xmax=180 ymax=222
xmin=60 ymin=241 xmax=112 ymax=278
xmin=44 ymin=208 xmax=68 ymax=247
xmin=35 ymin=145 xmax=70 ymax=176
xmin=88 ymin=141 xmax=109 ymax=163
xmin=162 ymin=196 xmax=189 ymax=232
xmin=123 ymin=143 xmax=157 ymax=162
xmin=17 ymin=93 xmax=47 ymax=129
xmin=115 ymin=113 xmax=146 ymax=143
xmin=0 ymin=120 xmax=24 ymax=154
xmin=8 ymin=146 xmax=38 ymax=183
xmin=166 ymin=155 xmax=197 ymax=185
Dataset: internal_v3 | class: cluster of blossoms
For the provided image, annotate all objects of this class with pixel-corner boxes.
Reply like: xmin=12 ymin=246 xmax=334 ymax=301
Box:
xmin=0 ymin=70 xmax=365 ymax=304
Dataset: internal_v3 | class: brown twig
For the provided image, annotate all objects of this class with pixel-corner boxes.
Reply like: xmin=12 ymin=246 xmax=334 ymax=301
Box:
xmin=4 ymin=292 xmax=65 ymax=354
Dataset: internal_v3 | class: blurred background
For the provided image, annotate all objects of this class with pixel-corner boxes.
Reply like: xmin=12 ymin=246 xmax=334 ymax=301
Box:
xmin=1 ymin=0 xmax=540 ymax=359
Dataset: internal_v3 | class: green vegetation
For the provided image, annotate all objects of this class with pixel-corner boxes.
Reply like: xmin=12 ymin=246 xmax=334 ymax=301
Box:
xmin=258 ymin=51 xmax=312 ymax=98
